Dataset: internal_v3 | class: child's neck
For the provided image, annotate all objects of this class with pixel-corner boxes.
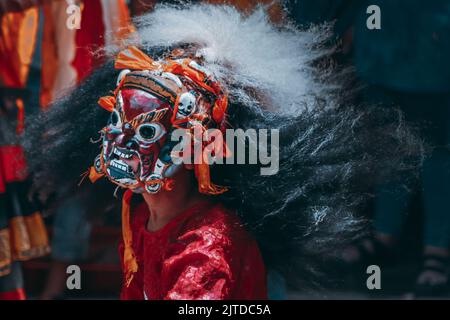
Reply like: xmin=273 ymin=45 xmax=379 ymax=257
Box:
xmin=142 ymin=185 xmax=208 ymax=232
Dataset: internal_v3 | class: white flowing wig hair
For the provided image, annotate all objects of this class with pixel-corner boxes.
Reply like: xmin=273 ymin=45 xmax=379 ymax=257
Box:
xmin=133 ymin=3 xmax=341 ymax=114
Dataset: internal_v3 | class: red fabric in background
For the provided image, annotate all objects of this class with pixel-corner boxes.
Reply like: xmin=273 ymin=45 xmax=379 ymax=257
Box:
xmin=0 ymin=162 xmax=4 ymax=193
xmin=72 ymin=0 xmax=105 ymax=83
xmin=0 ymin=146 xmax=28 ymax=184
xmin=120 ymin=200 xmax=267 ymax=300
xmin=0 ymin=288 xmax=26 ymax=300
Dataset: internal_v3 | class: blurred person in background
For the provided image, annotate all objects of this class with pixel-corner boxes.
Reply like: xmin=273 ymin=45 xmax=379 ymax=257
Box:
xmin=1 ymin=0 xmax=133 ymax=299
xmin=339 ymin=0 xmax=450 ymax=298
xmin=0 ymin=1 xmax=50 ymax=300
xmin=35 ymin=0 xmax=133 ymax=300
xmin=286 ymin=0 xmax=450 ymax=298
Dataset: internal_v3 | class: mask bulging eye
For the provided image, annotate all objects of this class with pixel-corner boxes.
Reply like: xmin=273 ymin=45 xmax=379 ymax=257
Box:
xmin=136 ymin=123 xmax=165 ymax=143
xmin=109 ymin=110 xmax=121 ymax=128
xmin=139 ymin=125 xmax=155 ymax=139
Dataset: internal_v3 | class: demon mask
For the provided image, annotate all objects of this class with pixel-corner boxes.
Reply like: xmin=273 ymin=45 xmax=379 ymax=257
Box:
xmin=90 ymin=46 xmax=229 ymax=195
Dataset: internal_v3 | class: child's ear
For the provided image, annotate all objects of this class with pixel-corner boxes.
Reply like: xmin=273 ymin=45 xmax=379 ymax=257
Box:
xmin=184 ymin=164 xmax=194 ymax=170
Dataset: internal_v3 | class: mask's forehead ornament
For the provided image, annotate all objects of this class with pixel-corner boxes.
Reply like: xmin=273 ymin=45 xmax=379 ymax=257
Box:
xmin=90 ymin=46 xmax=230 ymax=196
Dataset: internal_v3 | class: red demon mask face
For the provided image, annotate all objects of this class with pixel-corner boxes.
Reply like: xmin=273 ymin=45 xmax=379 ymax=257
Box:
xmin=96 ymin=71 xmax=183 ymax=193
xmin=91 ymin=46 xmax=230 ymax=195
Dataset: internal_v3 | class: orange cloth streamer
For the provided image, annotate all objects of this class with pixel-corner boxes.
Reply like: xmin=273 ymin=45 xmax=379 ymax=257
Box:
xmin=114 ymin=46 xmax=157 ymax=71
xmin=194 ymin=160 xmax=228 ymax=195
xmin=97 ymin=95 xmax=116 ymax=112
xmin=213 ymin=95 xmax=228 ymax=127
xmin=88 ymin=166 xmax=104 ymax=183
xmin=122 ymin=189 xmax=138 ymax=287
xmin=15 ymin=98 xmax=25 ymax=135
xmin=192 ymin=123 xmax=228 ymax=195
xmin=114 ymin=46 xmax=229 ymax=127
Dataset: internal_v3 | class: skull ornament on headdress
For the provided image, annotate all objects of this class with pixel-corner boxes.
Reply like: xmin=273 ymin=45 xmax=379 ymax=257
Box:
xmin=90 ymin=46 xmax=229 ymax=195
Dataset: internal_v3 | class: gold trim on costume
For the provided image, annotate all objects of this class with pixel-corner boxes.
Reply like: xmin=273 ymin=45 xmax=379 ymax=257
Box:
xmin=8 ymin=212 xmax=51 ymax=262
xmin=0 ymin=228 xmax=12 ymax=275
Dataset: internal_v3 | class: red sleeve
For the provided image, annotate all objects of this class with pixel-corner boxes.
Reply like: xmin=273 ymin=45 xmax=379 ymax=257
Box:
xmin=161 ymin=225 xmax=235 ymax=300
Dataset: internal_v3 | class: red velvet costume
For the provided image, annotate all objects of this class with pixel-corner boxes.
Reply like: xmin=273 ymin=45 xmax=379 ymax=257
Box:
xmin=120 ymin=199 xmax=267 ymax=300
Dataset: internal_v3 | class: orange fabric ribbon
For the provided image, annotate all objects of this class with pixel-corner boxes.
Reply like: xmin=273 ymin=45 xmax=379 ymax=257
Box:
xmin=114 ymin=46 xmax=158 ymax=71
xmin=213 ymin=95 xmax=228 ymax=128
xmin=97 ymin=95 xmax=116 ymax=113
xmin=88 ymin=166 xmax=104 ymax=183
xmin=15 ymin=98 xmax=25 ymax=135
xmin=195 ymin=161 xmax=228 ymax=195
xmin=113 ymin=46 xmax=229 ymax=125
xmin=192 ymin=123 xmax=228 ymax=195
xmin=122 ymin=189 xmax=138 ymax=287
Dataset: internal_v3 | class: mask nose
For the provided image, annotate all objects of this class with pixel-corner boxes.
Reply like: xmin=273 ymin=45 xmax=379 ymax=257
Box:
xmin=115 ymin=123 xmax=136 ymax=148
xmin=122 ymin=122 xmax=134 ymax=136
